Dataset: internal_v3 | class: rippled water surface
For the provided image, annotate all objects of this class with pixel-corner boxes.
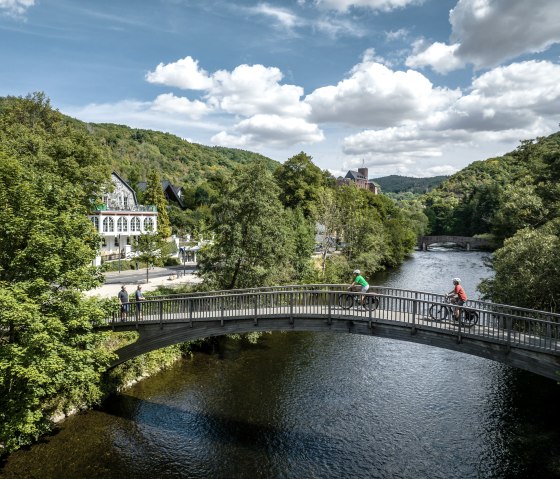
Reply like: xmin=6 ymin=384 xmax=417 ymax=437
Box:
xmin=2 ymin=250 xmax=560 ymax=478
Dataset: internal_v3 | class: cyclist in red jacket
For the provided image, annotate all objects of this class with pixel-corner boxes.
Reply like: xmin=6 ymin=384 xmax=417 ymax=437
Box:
xmin=447 ymin=277 xmax=467 ymax=320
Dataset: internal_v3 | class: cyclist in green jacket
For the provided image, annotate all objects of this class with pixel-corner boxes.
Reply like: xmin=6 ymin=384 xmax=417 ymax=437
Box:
xmin=350 ymin=269 xmax=369 ymax=305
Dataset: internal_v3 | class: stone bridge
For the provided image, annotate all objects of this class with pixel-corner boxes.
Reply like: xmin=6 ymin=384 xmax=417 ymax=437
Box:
xmin=99 ymin=285 xmax=560 ymax=381
xmin=418 ymin=235 xmax=494 ymax=251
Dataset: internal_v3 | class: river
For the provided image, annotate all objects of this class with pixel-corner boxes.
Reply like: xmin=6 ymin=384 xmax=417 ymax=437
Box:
xmin=2 ymin=250 xmax=560 ymax=478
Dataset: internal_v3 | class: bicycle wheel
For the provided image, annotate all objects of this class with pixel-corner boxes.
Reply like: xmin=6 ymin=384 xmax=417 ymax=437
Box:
xmin=428 ymin=304 xmax=449 ymax=321
xmin=338 ymin=294 xmax=354 ymax=309
xmin=460 ymin=310 xmax=479 ymax=328
xmin=363 ymin=295 xmax=379 ymax=311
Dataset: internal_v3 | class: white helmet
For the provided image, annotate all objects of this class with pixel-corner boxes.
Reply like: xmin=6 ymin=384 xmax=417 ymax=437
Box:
xmin=452 ymin=277 xmax=461 ymax=283
xmin=353 ymin=269 xmax=361 ymax=275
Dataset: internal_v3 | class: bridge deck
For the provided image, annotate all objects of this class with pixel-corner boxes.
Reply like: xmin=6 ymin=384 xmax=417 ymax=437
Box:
xmin=102 ymin=286 xmax=560 ymax=379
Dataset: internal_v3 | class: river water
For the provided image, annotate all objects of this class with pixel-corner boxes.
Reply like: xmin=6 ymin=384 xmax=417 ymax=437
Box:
xmin=2 ymin=250 xmax=560 ymax=478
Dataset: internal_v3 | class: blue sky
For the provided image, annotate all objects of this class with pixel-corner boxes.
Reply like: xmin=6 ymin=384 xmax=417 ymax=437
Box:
xmin=1 ymin=0 xmax=559 ymax=177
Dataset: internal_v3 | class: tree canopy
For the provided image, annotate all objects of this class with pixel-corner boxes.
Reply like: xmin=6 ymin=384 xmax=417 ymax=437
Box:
xmin=0 ymin=93 xmax=112 ymax=454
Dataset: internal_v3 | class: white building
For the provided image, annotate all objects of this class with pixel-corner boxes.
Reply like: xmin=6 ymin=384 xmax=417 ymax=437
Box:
xmin=89 ymin=172 xmax=158 ymax=264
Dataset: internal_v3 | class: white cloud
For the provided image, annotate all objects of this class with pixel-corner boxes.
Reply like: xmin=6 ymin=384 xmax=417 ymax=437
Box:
xmin=63 ymin=99 xmax=221 ymax=134
xmin=451 ymin=0 xmax=560 ymax=69
xmin=0 ymin=0 xmax=34 ymax=16
xmin=211 ymin=114 xmax=324 ymax=149
xmin=385 ymin=28 xmax=408 ymax=41
xmin=208 ymin=64 xmax=310 ymax=117
xmin=314 ymin=0 xmax=422 ymax=12
xmin=406 ymin=41 xmax=464 ymax=74
xmin=405 ymin=0 xmax=560 ymax=72
xmin=151 ymin=93 xmax=211 ymax=119
xmin=306 ymin=59 xmax=460 ymax=127
xmin=246 ymin=3 xmax=303 ymax=30
xmin=440 ymin=60 xmax=560 ymax=131
xmin=337 ymin=59 xmax=560 ymax=173
xmin=145 ymin=56 xmax=213 ymax=90
xmin=146 ymin=58 xmax=309 ymax=118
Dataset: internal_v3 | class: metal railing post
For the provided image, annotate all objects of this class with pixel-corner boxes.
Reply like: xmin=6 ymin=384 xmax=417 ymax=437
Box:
xmin=189 ymin=299 xmax=193 ymax=328
xmin=328 ymin=292 xmax=332 ymax=325
xmin=159 ymin=301 xmax=163 ymax=329
xmin=290 ymin=292 xmax=294 ymax=326
xmin=254 ymin=294 xmax=258 ymax=326
xmin=221 ymin=297 xmax=225 ymax=326
xmin=411 ymin=292 xmax=417 ymax=334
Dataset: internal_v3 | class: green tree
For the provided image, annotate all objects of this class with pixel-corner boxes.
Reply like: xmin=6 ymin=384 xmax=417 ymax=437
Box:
xmin=0 ymin=94 xmax=112 ymax=454
xmin=134 ymin=232 xmax=169 ymax=283
xmin=198 ymin=161 xmax=293 ymax=290
xmin=274 ymin=152 xmax=325 ymax=219
xmin=478 ymin=220 xmax=560 ymax=312
xmin=144 ymin=170 xmax=172 ymax=238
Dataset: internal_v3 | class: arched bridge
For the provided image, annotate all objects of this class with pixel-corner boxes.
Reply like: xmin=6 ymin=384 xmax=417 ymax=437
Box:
xmin=100 ymin=285 xmax=560 ymax=380
xmin=418 ymin=235 xmax=494 ymax=251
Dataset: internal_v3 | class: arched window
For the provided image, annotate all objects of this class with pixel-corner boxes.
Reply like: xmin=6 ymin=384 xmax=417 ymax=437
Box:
xmin=103 ymin=217 xmax=114 ymax=233
xmin=143 ymin=218 xmax=154 ymax=232
xmin=91 ymin=217 xmax=99 ymax=231
xmin=131 ymin=217 xmax=141 ymax=232
xmin=117 ymin=217 xmax=128 ymax=232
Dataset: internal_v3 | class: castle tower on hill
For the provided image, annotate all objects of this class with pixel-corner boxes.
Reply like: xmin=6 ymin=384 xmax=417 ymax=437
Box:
xmin=335 ymin=165 xmax=380 ymax=194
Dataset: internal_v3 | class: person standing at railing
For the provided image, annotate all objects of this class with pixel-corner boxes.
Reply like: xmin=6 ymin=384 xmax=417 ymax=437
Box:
xmin=118 ymin=285 xmax=129 ymax=321
xmin=350 ymin=269 xmax=369 ymax=306
xmin=135 ymin=285 xmax=145 ymax=319
xmin=447 ymin=278 xmax=467 ymax=320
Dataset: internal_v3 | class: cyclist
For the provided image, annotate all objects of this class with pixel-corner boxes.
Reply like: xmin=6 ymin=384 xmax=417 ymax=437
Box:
xmin=350 ymin=269 xmax=369 ymax=305
xmin=447 ymin=277 xmax=467 ymax=320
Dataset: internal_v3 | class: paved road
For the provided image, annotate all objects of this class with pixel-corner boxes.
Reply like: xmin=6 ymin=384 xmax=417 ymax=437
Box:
xmin=104 ymin=265 xmax=197 ymax=285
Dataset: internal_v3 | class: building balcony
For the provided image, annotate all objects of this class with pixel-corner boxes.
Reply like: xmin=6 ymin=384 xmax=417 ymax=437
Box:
xmin=91 ymin=204 xmax=157 ymax=213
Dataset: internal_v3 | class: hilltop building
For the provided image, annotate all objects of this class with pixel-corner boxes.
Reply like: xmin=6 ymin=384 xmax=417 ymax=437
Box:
xmin=337 ymin=167 xmax=381 ymax=194
xmin=88 ymin=172 xmax=158 ymax=264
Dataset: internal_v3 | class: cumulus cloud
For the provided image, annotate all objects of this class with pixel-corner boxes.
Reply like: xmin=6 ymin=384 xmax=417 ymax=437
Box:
xmin=211 ymin=114 xmax=324 ymax=149
xmin=339 ymin=59 xmax=560 ymax=170
xmin=208 ymin=64 xmax=310 ymax=117
xmin=451 ymin=0 xmax=560 ymax=69
xmin=306 ymin=59 xmax=460 ymax=127
xmin=406 ymin=0 xmax=560 ymax=72
xmin=315 ymin=0 xmax=422 ymax=12
xmin=146 ymin=58 xmax=309 ymax=118
xmin=440 ymin=60 xmax=560 ymax=131
xmin=406 ymin=41 xmax=463 ymax=74
xmin=146 ymin=56 xmax=213 ymax=90
xmin=0 ymin=0 xmax=34 ymax=16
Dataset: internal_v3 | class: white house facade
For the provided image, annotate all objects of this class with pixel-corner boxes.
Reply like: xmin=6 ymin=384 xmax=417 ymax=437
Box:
xmin=89 ymin=172 xmax=158 ymax=263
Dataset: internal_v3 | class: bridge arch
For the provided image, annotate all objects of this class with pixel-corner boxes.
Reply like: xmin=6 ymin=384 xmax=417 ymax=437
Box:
xmin=100 ymin=286 xmax=560 ymax=381
xmin=418 ymin=235 xmax=493 ymax=251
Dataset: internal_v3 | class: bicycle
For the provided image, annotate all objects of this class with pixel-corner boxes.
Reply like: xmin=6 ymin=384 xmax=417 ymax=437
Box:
xmin=338 ymin=288 xmax=380 ymax=311
xmin=428 ymin=295 xmax=479 ymax=327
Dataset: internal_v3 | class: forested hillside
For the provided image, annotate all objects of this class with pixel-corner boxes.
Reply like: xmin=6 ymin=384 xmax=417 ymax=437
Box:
xmin=422 ymin=132 xmax=560 ymax=311
xmin=0 ymin=95 xmax=278 ymax=189
xmin=372 ymin=175 xmax=448 ymax=194
xmin=89 ymin=123 xmax=279 ymax=186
